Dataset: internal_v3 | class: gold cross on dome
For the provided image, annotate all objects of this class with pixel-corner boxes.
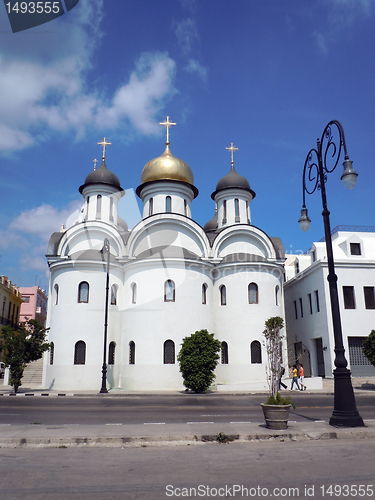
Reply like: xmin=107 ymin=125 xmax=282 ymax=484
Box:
xmin=93 ymin=158 xmax=98 ymax=171
xmin=226 ymin=142 xmax=238 ymax=166
xmin=98 ymin=137 xmax=111 ymax=159
xmin=159 ymin=116 xmax=176 ymax=144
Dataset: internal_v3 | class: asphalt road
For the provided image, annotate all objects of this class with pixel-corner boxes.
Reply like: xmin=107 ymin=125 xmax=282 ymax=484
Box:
xmin=1 ymin=439 xmax=375 ymax=499
xmin=0 ymin=393 xmax=374 ymax=425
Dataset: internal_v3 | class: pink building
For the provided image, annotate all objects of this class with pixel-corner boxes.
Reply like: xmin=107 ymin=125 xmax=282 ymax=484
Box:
xmin=19 ymin=286 xmax=48 ymax=327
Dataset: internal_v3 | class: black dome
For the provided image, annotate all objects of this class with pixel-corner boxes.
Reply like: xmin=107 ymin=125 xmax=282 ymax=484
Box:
xmin=79 ymin=159 xmax=122 ymax=194
xmin=203 ymin=211 xmax=218 ymax=232
xmin=211 ymin=166 xmax=256 ymax=200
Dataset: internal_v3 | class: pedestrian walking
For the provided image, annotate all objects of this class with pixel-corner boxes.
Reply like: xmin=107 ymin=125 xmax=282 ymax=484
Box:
xmin=278 ymin=365 xmax=287 ymax=390
xmin=290 ymin=365 xmax=300 ymax=390
xmin=299 ymin=363 xmax=306 ymax=391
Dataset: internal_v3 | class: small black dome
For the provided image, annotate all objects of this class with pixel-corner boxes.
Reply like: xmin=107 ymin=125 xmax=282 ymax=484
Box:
xmin=203 ymin=211 xmax=218 ymax=232
xmin=79 ymin=159 xmax=122 ymax=194
xmin=211 ymin=166 xmax=256 ymax=200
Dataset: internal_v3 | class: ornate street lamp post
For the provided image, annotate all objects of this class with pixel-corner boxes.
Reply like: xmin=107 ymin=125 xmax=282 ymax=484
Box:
xmin=100 ymin=238 xmax=110 ymax=394
xmin=298 ymin=120 xmax=363 ymax=427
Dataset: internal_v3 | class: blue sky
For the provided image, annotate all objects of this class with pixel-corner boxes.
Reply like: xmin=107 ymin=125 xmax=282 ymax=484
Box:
xmin=0 ymin=0 xmax=374 ymax=292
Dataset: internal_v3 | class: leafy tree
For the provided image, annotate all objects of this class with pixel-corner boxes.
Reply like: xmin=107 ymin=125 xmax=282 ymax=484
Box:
xmin=1 ymin=319 xmax=50 ymax=393
xmin=177 ymin=329 xmax=221 ymax=393
xmin=263 ymin=316 xmax=284 ymax=399
xmin=363 ymin=330 xmax=375 ymax=367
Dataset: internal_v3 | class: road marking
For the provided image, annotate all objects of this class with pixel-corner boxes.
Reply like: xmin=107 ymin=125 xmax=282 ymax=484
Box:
xmin=105 ymin=423 xmax=123 ymax=426
xmin=143 ymin=422 xmax=166 ymax=425
xmin=230 ymin=421 xmax=252 ymax=424
xmin=187 ymin=421 xmax=214 ymax=424
xmin=315 ymin=420 xmax=327 ymax=423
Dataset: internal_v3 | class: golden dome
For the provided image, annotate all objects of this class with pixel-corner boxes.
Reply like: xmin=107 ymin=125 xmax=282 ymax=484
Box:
xmin=140 ymin=145 xmax=194 ymax=185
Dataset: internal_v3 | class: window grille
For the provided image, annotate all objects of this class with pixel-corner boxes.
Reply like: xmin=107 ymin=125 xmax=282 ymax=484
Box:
xmin=50 ymin=342 xmax=54 ymax=365
xmin=251 ymin=340 xmax=262 ymax=364
xmin=164 ymin=340 xmax=175 ymax=364
xmin=74 ymin=341 xmax=86 ymax=365
xmin=348 ymin=337 xmax=371 ymax=366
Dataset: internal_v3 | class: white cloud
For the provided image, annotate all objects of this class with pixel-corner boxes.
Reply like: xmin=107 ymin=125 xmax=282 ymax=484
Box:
xmin=173 ymin=18 xmax=199 ymax=53
xmin=0 ymin=0 xmax=177 ymax=153
xmin=184 ymin=59 xmax=208 ymax=84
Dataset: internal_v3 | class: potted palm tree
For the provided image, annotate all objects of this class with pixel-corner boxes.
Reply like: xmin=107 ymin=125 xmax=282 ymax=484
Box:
xmin=261 ymin=316 xmax=294 ymax=429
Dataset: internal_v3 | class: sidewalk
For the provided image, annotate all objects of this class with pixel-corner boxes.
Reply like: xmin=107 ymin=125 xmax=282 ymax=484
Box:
xmin=0 ymin=380 xmax=374 ymax=449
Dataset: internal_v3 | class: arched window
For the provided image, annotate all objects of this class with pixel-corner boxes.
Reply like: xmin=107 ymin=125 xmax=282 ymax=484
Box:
xmin=223 ymin=200 xmax=227 ymax=222
xmin=248 ymin=283 xmax=258 ymax=304
xmin=164 ymin=280 xmax=175 ymax=302
xmin=131 ymin=282 xmax=137 ymax=304
xmin=275 ymin=285 xmax=280 ymax=306
xmin=221 ymin=341 xmax=229 ymax=364
xmin=220 ymin=284 xmax=226 ymax=306
xmin=129 ymin=341 xmax=135 ymax=364
xmin=202 ymin=283 xmax=207 ymax=305
xmin=184 ymin=199 xmax=187 ymax=216
xmin=111 ymin=284 xmax=117 ymax=305
xmin=108 ymin=341 xmax=116 ymax=365
xmin=74 ymin=341 xmax=86 ymax=365
xmin=78 ymin=282 xmax=89 ymax=303
xmin=164 ymin=340 xmax=175 ymax=364
xmin=166 ymin=196 xmax=172 ymax=213
xmin=54 ymin=284 xmax=59 ymax=305
xmin=234 ymin=198 xmax=240 ymax=221
xmin=86 ymin=196 xmax=89 ymax=219
xmin=50 ymin=342 xmax=54 ymax=365
xmin=251 ymin=341 xmax=262 ymax=364
xmin=149 ymin=197 xmax=153 ymax=216
xmin=246 ymin=200 xmax=250 ymax=223
xmin=96 ymin=194 xmax=102 ymax=218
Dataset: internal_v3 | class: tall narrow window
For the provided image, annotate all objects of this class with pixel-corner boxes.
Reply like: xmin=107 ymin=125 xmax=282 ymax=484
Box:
xmin=131 ymin=282 xmax=137 ymax=304
xmin=110 ymin=197 xmax=114 ymax=221
xmin=308 ymin=293 xmax=313 ymax=314
xmin=96 ymin=194 xmax=102 ymax=218
xmin=343 ymin=286 xmax=356 ymax=309
xmin=50 ymin=342 xmax=54 ymax=365
xmin=220 ymin=285 xmax=226 ymax=306
xmin=149 ymin=197 xmax=153 ymax=216
xmin=234 ymin=198 xmax=240 ymax=222
xmin=202 ymin=283 xmax=207 ymax=305
xmin=299 ymin=297 xmax=304 ymax=317
xmin=221 ymin=341 xmax=228 ymax=364
xmin=248 ymin=283 xmax=258 ymax=304
xmin=78 ymin=282 xmax=89 ymax=303
xmin=246 ymin=200 xmax=250 ymax=224
xmin=129 ymin=341 xmax=135 ymax=364
xmin=364 ymin=287 xmax=375 ymax=309
xmin=54 ymin=284 xmax=59 ymax=305
xmin=111 ymin=284 xmax=117 ymax=305
xmin=164 ymin=280 xmax=175 ymax=302
xmin=223 ymin=200 xmax=227 ymax=222
xmin=275 ymin=285 xmax=280 ymax=306
xmin=108 ymin=341 xmax=116 ymax=365
xmin=315 ymin=290 xmax=320 ymax=312
xmin=251 ymin=341 xmax=262 ymax=364
xmin=86 ymin=196 xmax=89 ymax=219
xmin=184 ymin=199 xmax=187 ymax=216
xmin=293 ymin=300 xmax=298 ymax=319
xmin=2 ymin=297 xmax=6 ymax=319
xmin=74 ymin=341 xmax=86 ymax=365
xmin=164 ymin=340 xmax=175 ymax=364
xmin=166 ymin=196 xmax=172 ymax=213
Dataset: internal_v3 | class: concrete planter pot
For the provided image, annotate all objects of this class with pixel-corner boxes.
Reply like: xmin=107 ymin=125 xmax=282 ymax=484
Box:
xmin=261 ymin=403 xmax=292 ymax=430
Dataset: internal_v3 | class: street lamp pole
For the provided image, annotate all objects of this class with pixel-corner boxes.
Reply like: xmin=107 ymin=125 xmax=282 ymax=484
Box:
xmin=298 ymin=120 xmax=363 ymax=427
xmin=100 ymin=238 xmax=110 ymax=394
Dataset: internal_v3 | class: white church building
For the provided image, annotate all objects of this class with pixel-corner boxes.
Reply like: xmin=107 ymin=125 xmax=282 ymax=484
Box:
xmin=43 ymin=120 xmax=286 ymax=391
